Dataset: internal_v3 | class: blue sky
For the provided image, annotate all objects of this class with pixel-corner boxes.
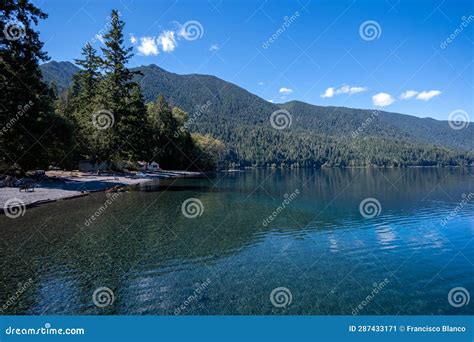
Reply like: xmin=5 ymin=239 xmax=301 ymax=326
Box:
xmin=32 ymin=0 xmax=473 ymax=121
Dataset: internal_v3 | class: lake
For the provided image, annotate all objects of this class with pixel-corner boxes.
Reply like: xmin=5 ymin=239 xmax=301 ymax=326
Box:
xmin=1 ymin=168 xmax=473 ymax=315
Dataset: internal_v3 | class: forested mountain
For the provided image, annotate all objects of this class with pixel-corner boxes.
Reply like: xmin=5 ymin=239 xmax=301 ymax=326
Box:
xmin=39 ymin=62 xmax=474 ymax=168
xmin=280 ymin=101 xmax=474 ymax=153
xmin=40 ymin=60 xmax=79 ymax=92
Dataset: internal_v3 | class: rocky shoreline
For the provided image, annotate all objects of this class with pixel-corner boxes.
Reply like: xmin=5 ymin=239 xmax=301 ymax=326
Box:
xmin=0 ymin=170 xmax=202 ymax=212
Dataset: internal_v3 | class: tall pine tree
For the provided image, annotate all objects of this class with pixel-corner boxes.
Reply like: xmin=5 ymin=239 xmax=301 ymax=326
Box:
xmin=93 ymin=9 xmax=147 ymax=164
xmin=0 ymin=0 xmax=71 ymax=171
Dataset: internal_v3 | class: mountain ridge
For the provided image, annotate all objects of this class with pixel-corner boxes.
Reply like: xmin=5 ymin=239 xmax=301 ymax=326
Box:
xmin=39 ymin=61 xmax=473 ymax=167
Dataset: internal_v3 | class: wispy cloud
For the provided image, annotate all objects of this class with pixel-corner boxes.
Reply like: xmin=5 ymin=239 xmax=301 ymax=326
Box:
xmin=416 ymin=90 xmax=441 ymax=101
xmin=399 ymin=89 xmax=441 ymax=101
xmin=95 ymin=34 xmax=105 ymax=44
xmin=372 ymin=92 xmax=394 ymax=107
xmin=321 ymin=85 xmax=367 ymax=98
xmin=338 ymin=85 xmax=367 ymax=95
xmin=209 ymin=44 xmax=219 ymax=52
xmin=400 ymin=90 xmax=418 ymax=100
xmin=279 ymin=87 xmax=293 ymax=95
xmin=137 ymin=37 xmax=159 ymax=56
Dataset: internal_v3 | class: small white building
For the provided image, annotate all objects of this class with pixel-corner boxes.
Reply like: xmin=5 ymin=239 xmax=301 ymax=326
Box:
xmin=138 ymin=161 xmax=160 ymax=172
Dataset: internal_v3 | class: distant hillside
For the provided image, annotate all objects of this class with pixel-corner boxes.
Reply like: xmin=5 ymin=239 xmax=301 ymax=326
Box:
xmin=280 ymin=101 xmax=474 ymax=153
xmin=40 ymin=61 xmax=79 ymax=92
xmin=40 ymin=61 xmax=474 ymax=167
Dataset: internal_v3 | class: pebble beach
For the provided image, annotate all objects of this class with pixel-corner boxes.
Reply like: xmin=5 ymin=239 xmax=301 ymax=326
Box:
xmin=0 ymin=170 xmax=201 ymax=210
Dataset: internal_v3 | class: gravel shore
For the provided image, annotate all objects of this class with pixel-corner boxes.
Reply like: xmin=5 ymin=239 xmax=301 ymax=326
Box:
xmin=0 ymin=170 xmax=201 ymax=210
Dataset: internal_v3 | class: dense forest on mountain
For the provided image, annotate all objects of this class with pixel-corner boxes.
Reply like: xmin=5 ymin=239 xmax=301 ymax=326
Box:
xmin=40 ymin=61 xmax=474 ymax=168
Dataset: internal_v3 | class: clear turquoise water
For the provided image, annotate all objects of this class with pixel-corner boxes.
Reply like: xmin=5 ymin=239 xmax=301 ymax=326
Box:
xmin=1 ymin=168 xmax=473 ymax=315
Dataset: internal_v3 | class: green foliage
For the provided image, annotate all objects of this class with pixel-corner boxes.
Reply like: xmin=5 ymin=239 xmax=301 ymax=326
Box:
xmin=48 ymin=9 xmax=221 ymax=171
xmin=62 ymin=9 xmax=149 ymax=164
xmin=40 ymin=61 xmax=79 ymax=92
xmin=38 ymin=25 xmax=474 ymax=169
xmin=0 ymin=0 xmax=73 ymax=171
xmin=128 ymin=65 xmax=474 ymax=168
xmin=192 ymin=133 xmax=226 ymax=170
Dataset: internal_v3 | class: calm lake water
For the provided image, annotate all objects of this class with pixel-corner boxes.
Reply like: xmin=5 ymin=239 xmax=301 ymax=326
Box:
xmin=1 ymin=168 xmax=473 ymax=315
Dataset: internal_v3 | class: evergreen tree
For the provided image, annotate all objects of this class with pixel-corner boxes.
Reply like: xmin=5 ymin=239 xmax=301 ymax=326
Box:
xmin=73 ymin=43 xmax=100 ymax=102
xmin=98 ymin=9 xmax=137 ymax=108
xmin=0 ymin=0 xmax=72 ymax=171
xmin=93 ymin=9 xmax=145 ymax=164
xmin=117 ymin=84 xmax=150 ymax=161
xmin=147 ymin=95 xmax=175 ymax=163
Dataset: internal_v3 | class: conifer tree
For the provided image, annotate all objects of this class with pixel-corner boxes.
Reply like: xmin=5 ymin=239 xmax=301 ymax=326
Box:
xmin=0 ymin=0 xmax=71 ymax=171
xmin=93 ymin=9 xmax=145 ymax=163
xmin=73 ymin=43 xmax=100 ymax=102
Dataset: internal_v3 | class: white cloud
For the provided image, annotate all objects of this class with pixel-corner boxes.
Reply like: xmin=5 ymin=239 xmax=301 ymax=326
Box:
xmin=258 ymin=82 xmax=264 ymax=86
xmin=321 ymin=87 xmax=335 ymax=98
xmin=157 ymin=30 xmax=177 ymax=53
xmin=209 ymin=44 xmax=219 ymax=52
xmin=95 ymin=34 xmax=105 ymax=44
xmin=137 ymin=36 xmax=159 ymax=56
xmin=336 ymin=85 xmax=367 ymax=95
xmin=267 ymin=99 xmax=274 ymax=103
xmin=130 ymin=34 xmax=137 ymax=44
xmin=399 ymin=90 xmax=441 ymax=101
xmin=416 ymin=90 xmax=441 ymax=101
xmin=372 ymin=92 xmax=395 ymax=107
xmin=321 ymin=85 xmax=367 ymax=98
xmin=348 ymin=86 xmax=367 ymax=94
xmin=279 ymin=87 xmax=293 ymax=95
xmin=400 ymin=90 xmax=418 ymax=100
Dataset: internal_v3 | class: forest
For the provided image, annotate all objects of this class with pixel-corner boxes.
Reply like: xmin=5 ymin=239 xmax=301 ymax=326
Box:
xmin=1 ymin=3 xmax=224 ymax=173
xmin=2 ymin=1 xmax=473 ymax=173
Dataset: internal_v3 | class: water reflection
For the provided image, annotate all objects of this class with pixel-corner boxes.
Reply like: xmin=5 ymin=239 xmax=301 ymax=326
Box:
xmin=0 ymin=168 xmax=473 ymax=314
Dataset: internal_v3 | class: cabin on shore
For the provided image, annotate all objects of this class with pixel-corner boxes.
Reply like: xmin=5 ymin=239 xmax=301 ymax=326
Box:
xmin=138 ymin=161 xmax=160 ymax=172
